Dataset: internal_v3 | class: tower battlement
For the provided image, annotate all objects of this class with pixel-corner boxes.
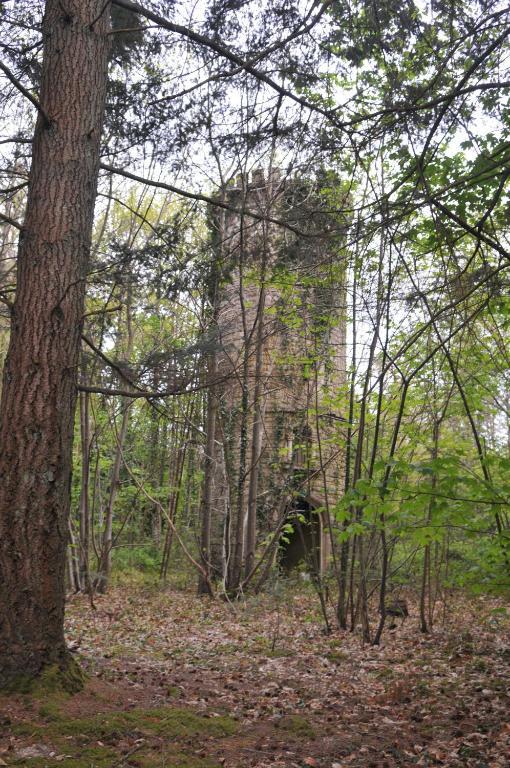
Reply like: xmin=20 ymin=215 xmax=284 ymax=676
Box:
xmin=226 ymin=167 xmax=283 ymax=193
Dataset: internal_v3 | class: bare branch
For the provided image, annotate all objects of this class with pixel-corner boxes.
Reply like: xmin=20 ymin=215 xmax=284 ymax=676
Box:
xmin=0 ymin=61 xmax=50 ymax=126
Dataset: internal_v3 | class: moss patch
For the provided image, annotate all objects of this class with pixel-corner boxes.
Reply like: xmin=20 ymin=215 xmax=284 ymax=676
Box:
xmin=325 ymin=650 xmax=348 ymax=664
xmin=9 ymin=745 xmax=117 ymax=767
xmin=57 ymin=707 xmax=236 ymax=739
xmin=136 ymin=750 xmax=222 ymax=767
xmin=7 ymin=747 xmax=222 ymax=768
xmin=13 ymin=706 xmax=237 ymax=742
xmin=2 ymin=659 xmax=85 ymax=695
xmin=277 ymin=714 xmax=316 ymax=738
xmin=375 ymin=666 xmax=394 ymax=680
xmin=267 ymin=648 xmax=294 ymax=658
xmin=8 ymin=706 xmax=237 ymax=767
xmin=37 ymin=694 xmax=71 ymax=721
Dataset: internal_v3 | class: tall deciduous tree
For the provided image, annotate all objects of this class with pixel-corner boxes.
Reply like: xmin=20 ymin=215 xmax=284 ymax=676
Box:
xmin=0 ymin=0 xmax=110 ymax=687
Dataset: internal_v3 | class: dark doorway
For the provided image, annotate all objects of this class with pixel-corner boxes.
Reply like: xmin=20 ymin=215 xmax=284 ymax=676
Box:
xmin=279 ymin=498 xmax=321 ymax=573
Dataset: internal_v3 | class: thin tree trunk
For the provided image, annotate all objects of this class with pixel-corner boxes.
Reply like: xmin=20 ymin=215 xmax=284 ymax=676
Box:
xmin=0 ymin=0 xmax=110 ymax=686
xmin=228 ymin=348 xmax=250 ymax=592
xmin=95 ymin=403 xmax=130 ymax=593
xmin=420 ymin=420 xmax=439 ymax=633
xmin=198 ymin=255 xmax=220 ymax=594
xmin=227 ymin=210 xmax=252 ymax=594
xmin=152 ymin=419 xmax=167 ymax=547
xmin=148 ymin=409 xmax=161 ymax=543
xmin=147 ymin=364 xmax=164 ymax=547
xmin=67 ymin=520 xmax=81 ymax=593
xmin=78 ymin=391 xmax=92 ymax=593
xmin=337 ymin=268 xmax=356 ymax=629
xmin=161 ymin=442 xmax=187 ymax=577
xmin=244 ymin=284 xmax=266 ymax=579
xmin=95 ymin=288 xmax=134 ymax=593
xmin=161 ymin=399 xmax=194 ymax=579
xmin=420 ymin=543 xmax=431 ymax=633
xmin=198 ymin=356 xmax=218 ymax=594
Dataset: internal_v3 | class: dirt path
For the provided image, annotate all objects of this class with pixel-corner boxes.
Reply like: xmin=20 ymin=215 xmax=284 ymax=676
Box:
xmin=0 ymin=586 xmax=509 ymax=767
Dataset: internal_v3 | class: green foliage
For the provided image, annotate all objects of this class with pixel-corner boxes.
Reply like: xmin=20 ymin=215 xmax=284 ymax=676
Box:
xmin=3 ymin=659 xmax=85 ymax=695
xmin=111 ymin=545 xmax=161 ymax=576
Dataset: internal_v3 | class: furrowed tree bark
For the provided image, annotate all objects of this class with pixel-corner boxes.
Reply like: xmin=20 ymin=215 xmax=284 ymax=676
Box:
xmin=0 ymin=1 xmax=110 ymax=687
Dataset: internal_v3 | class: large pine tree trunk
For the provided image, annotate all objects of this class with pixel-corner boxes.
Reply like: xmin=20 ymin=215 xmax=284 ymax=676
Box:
xmin=0 ymin=0 xmax=110 ymax=687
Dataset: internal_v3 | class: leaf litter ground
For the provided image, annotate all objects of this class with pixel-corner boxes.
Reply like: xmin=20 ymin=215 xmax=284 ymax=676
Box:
xmin=0 ymin=586 xmax=509 ymax=767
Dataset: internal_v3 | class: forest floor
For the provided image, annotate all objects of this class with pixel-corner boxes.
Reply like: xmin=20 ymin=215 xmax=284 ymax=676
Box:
xmin=0 ymin=583 xmax=509 ymax=768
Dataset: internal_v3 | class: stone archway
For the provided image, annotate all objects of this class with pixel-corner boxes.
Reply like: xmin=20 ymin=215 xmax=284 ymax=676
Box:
xmin=279 ymin=497 xmax=326 ymax=575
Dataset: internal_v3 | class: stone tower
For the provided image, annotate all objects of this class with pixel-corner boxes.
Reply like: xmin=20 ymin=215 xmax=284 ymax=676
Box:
xmin=205 ymin=169 xmax=347 ymax=588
